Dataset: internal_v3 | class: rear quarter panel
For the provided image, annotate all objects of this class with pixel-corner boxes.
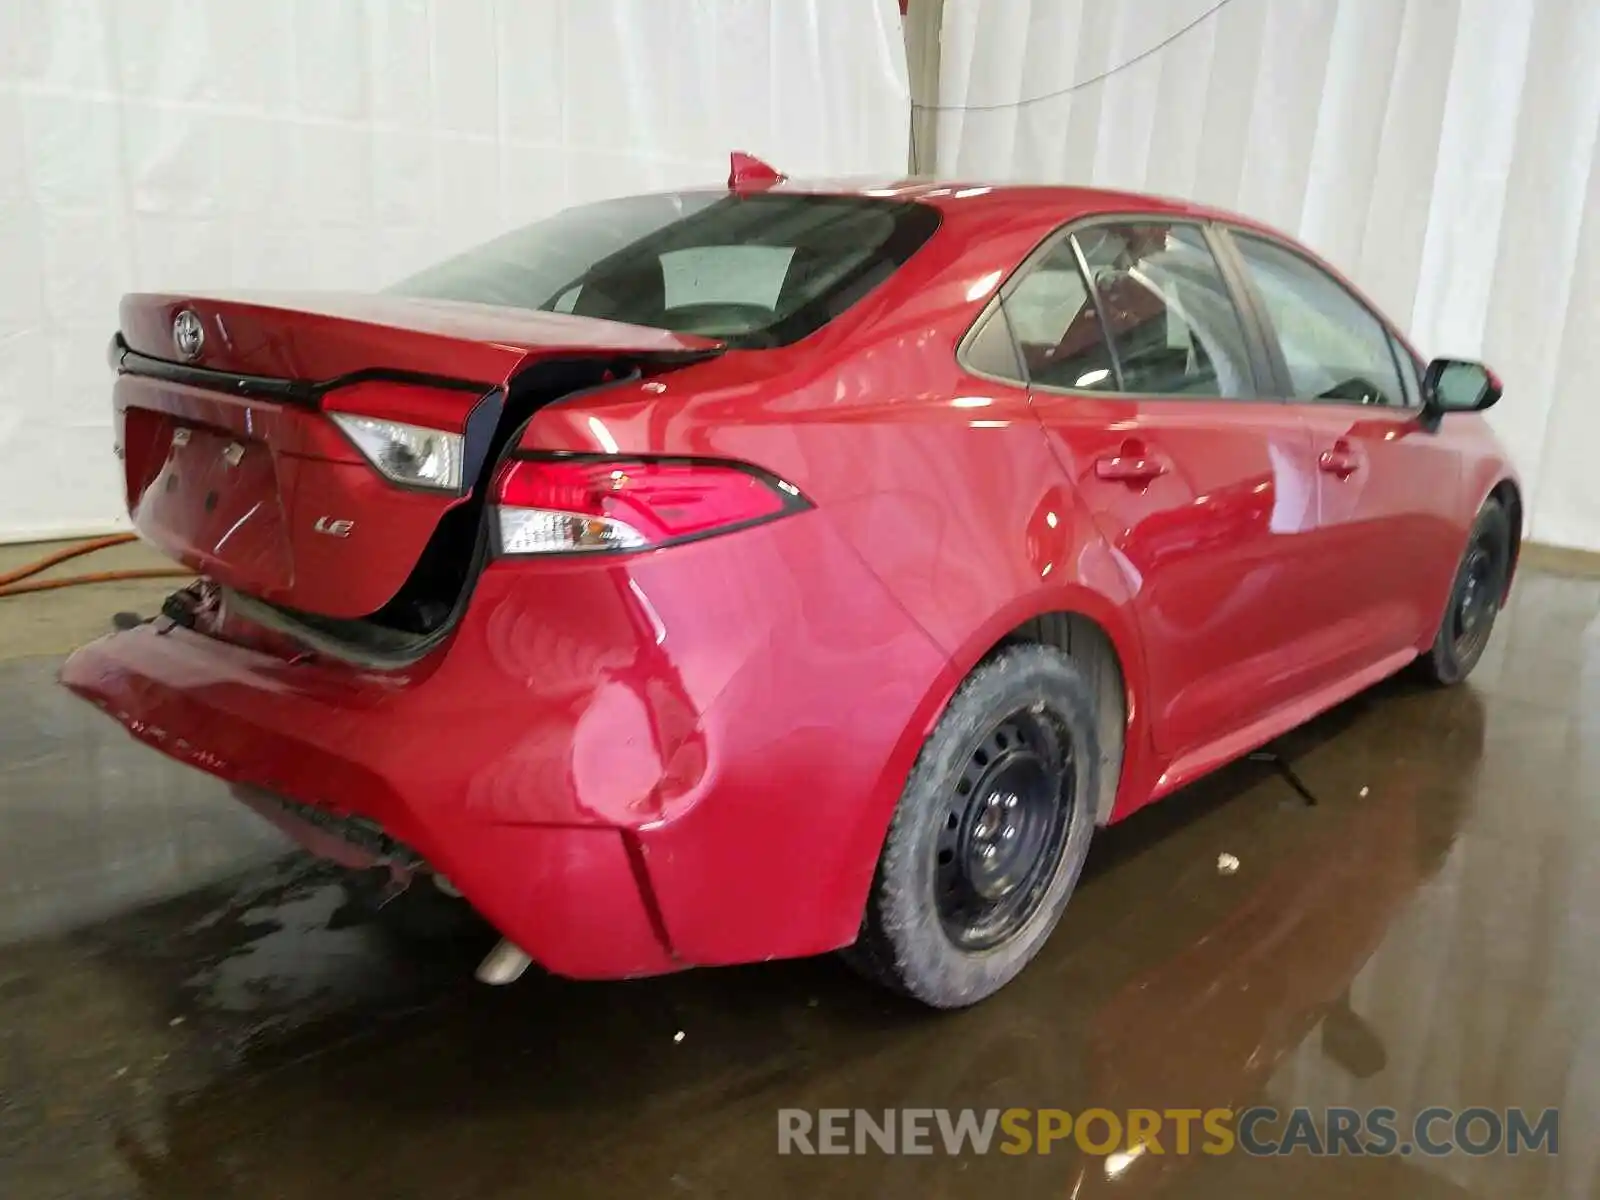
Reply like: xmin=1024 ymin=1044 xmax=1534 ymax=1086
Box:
xmin=519 ymin=194 xmax=1153 ymax=710
xmin=520 ymin=194 xmax=1147 ymax=680
xmin=519 ymin=209 xmax=1160 ymax=952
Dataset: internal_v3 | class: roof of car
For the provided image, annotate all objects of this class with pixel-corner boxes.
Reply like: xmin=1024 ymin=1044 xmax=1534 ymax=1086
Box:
xmin=764 ymin=175 xmax=1277 ymax=238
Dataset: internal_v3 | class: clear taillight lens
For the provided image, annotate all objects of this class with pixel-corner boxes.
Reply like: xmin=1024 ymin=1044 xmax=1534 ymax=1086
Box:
xmin=492 ymin=456 xmax=806 ymax=555
xmin=330 ymin=413 xmax=463 ymax=491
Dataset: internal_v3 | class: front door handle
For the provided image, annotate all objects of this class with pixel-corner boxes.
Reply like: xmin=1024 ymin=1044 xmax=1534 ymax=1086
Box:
xmin=1096 ymin=442 xmax=1170 ymax=485
xmin=1318 ymin=440 xmax=1362 ymax=479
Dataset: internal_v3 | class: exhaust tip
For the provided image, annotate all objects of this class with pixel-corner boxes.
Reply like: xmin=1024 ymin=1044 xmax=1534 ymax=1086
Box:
xmin=476 ymin=938 xmax=533 ymax=985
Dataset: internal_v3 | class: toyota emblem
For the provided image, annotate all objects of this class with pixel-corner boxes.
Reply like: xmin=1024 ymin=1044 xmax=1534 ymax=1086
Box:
xmin=172 ymin=310 xmax=205 ymax=361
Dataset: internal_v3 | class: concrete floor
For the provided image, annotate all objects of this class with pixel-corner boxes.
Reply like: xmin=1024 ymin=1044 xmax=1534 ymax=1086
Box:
xmin=0 ymin=538 xmax=186 ymax=661
xmin=0 ymin=563 xmax=1597 ymax=1198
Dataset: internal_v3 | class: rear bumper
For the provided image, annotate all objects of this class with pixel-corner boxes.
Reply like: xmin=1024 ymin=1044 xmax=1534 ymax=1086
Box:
xmin=61 ymin=619 xmax=676 ymax=978
xmin=60 ymin=514 xmax=954 ymax=978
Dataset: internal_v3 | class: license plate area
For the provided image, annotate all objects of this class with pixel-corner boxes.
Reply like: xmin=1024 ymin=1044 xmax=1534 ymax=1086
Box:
xmin=130 ymin=418 xmax=295 ymax=592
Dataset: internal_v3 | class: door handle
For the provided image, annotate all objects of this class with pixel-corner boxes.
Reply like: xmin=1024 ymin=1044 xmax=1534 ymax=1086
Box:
xmin=1318 ymin=441 xmax=1362 ymax=479
xmin=1095 ymin=450 xmax=1169 ymax=485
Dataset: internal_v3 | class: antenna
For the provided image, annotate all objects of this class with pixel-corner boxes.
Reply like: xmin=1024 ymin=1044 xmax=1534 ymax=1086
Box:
xmin=728 ymin=151 xmax=785 ymax=192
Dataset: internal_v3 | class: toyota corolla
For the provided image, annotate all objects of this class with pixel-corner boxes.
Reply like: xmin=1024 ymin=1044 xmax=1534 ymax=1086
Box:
xmin=61 ymin=158 xmax=1518 ymax=1007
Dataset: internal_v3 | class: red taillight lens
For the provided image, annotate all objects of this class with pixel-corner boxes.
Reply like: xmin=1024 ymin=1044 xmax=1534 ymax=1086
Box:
xmin=492 ymin=456 xmax=806 ymax=555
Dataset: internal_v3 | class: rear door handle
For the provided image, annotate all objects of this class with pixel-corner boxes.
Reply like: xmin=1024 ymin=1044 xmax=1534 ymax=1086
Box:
xmin=1318 ymin=441 xmax=1362 ymax=478
xmin=1095 ymin=451 xmax=1169 ymax=485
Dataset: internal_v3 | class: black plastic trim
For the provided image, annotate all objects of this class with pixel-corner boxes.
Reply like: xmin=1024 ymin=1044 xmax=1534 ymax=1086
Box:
xmin=1067 ymin=231 xmax=1128 ymax=393
xmin=112 ymin=333 xmax=724 ymax=405
xmin=458 ymin=389 xmax=507 ymax=490
xmin=112 ymin=335 xmax=499 ymax=406
xmin=490 ymin=451 xmax=814 ymax=560
xmin=311 ymin=365 xmax=501 ymax=398
xmin=221 ymin=499 xmax=497 ymax=671
xmin=114 ymin=339 xmax=321 ymax=405
xmin=1200 ymin=222 xmax=1279 ymax=397
xmin=236 ymin=787 xmax=423 ymax=868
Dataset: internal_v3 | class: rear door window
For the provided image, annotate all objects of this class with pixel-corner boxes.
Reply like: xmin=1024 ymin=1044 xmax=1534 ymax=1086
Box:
xmin=988 ymin=221 xmax=1258 ymax=398
xmin=1002 ymin=241 xmax=1118 ymax=391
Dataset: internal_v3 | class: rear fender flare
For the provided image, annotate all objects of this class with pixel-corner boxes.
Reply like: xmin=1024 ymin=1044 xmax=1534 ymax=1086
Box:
xmin=828 ymin=580 xmax=1152 ymax=938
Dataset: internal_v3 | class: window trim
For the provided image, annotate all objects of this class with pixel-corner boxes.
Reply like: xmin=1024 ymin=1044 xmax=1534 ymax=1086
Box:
xmin=958 ymin=295 xmax=1025 ymax=389
xmin=955 ymin=211 xmax=1285 ymax=403
xmin=1068 ymin=233 xmax=1127 ymax=392
xmin=1390 ymin=331 xmax=1424 ymax=408
xmin=961 ymin=296 xmax=1027 ymax=384
xmin=1211 ymin=224 xmax=1418 ymax=411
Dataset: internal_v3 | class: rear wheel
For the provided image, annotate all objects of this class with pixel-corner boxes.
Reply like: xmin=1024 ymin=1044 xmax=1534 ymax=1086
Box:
xmin=844 ymin=644 xmax=1099 ymax=1008
xmin=1418 ymin=501 xmax=1511 ymax=686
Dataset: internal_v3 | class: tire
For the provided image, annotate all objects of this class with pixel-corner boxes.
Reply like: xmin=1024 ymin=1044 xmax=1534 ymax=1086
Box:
xmin=1417 ymin=500 xmax=1511 ymax=686
xmin=844 ymin=643 xmax=1100 ymax=1008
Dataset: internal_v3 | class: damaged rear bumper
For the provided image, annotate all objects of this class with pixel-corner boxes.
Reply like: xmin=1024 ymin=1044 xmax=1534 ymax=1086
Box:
xmin=59 ymin=617 xmax=678 ymax=980
xmin=59 ymin=516 xmax=954 ymax=980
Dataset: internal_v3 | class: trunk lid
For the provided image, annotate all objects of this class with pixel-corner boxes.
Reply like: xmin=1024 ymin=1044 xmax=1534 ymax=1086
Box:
xmin=115 ymin=292 xmax=718 ymax=620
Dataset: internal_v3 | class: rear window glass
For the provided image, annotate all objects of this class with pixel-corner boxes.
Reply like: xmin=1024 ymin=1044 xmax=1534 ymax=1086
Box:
xmin=391 ymin=192 xmax=940 ymax=348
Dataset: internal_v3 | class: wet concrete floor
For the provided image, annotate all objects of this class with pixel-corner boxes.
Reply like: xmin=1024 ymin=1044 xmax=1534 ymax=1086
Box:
xmin=1 ymin=569 xmax=1597 ymax=1198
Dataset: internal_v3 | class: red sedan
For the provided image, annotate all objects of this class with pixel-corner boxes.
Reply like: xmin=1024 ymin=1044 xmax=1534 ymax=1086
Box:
xmin=62 ymin=161 xmax=1519 ymax=1007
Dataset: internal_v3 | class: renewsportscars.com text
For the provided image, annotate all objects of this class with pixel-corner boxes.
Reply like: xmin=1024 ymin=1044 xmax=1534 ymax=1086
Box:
xmin=777 ymin=1106 xmax=1559 ymax=1158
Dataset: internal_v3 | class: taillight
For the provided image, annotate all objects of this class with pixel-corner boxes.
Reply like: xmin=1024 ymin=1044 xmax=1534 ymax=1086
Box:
xmin=492 ymin=455 xmax=807 ymax=555
xmin=330 ymin=413 xmax=464 ymax=491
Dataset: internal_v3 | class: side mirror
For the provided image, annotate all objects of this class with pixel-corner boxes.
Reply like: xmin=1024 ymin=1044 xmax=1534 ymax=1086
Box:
xmin=1423 ymin=358 xmax=1503 ymax=415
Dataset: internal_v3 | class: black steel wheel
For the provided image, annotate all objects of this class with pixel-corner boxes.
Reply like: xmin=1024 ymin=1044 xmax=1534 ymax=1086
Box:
xmin=844 ymin=643 xmax=1101 ymax=1008
xmin=933 ymin=709 xmax=1074 ymax=952
xmin=1419 ymin=500 xmax=1511 ymax=686
xmin=1449 ymin=539 xmax=1499 ymax=662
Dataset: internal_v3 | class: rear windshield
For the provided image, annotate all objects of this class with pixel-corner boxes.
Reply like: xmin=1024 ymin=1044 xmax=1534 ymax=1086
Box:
xmin=390 ymin=192 xmax=939 ymax=348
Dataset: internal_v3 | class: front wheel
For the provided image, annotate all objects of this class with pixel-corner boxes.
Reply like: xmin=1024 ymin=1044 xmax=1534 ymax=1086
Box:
xmin=1417 ymin=500 xmax=1511 ymax=686
xmin=843 ymin=644 xmax=1100 ymax=1008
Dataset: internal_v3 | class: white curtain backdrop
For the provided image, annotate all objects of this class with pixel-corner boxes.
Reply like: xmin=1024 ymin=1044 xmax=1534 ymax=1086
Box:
xmin=0 ymin=0 xmax=910 ymax=543
xmin=936 ymin=0 xmax=1600 ymax=553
